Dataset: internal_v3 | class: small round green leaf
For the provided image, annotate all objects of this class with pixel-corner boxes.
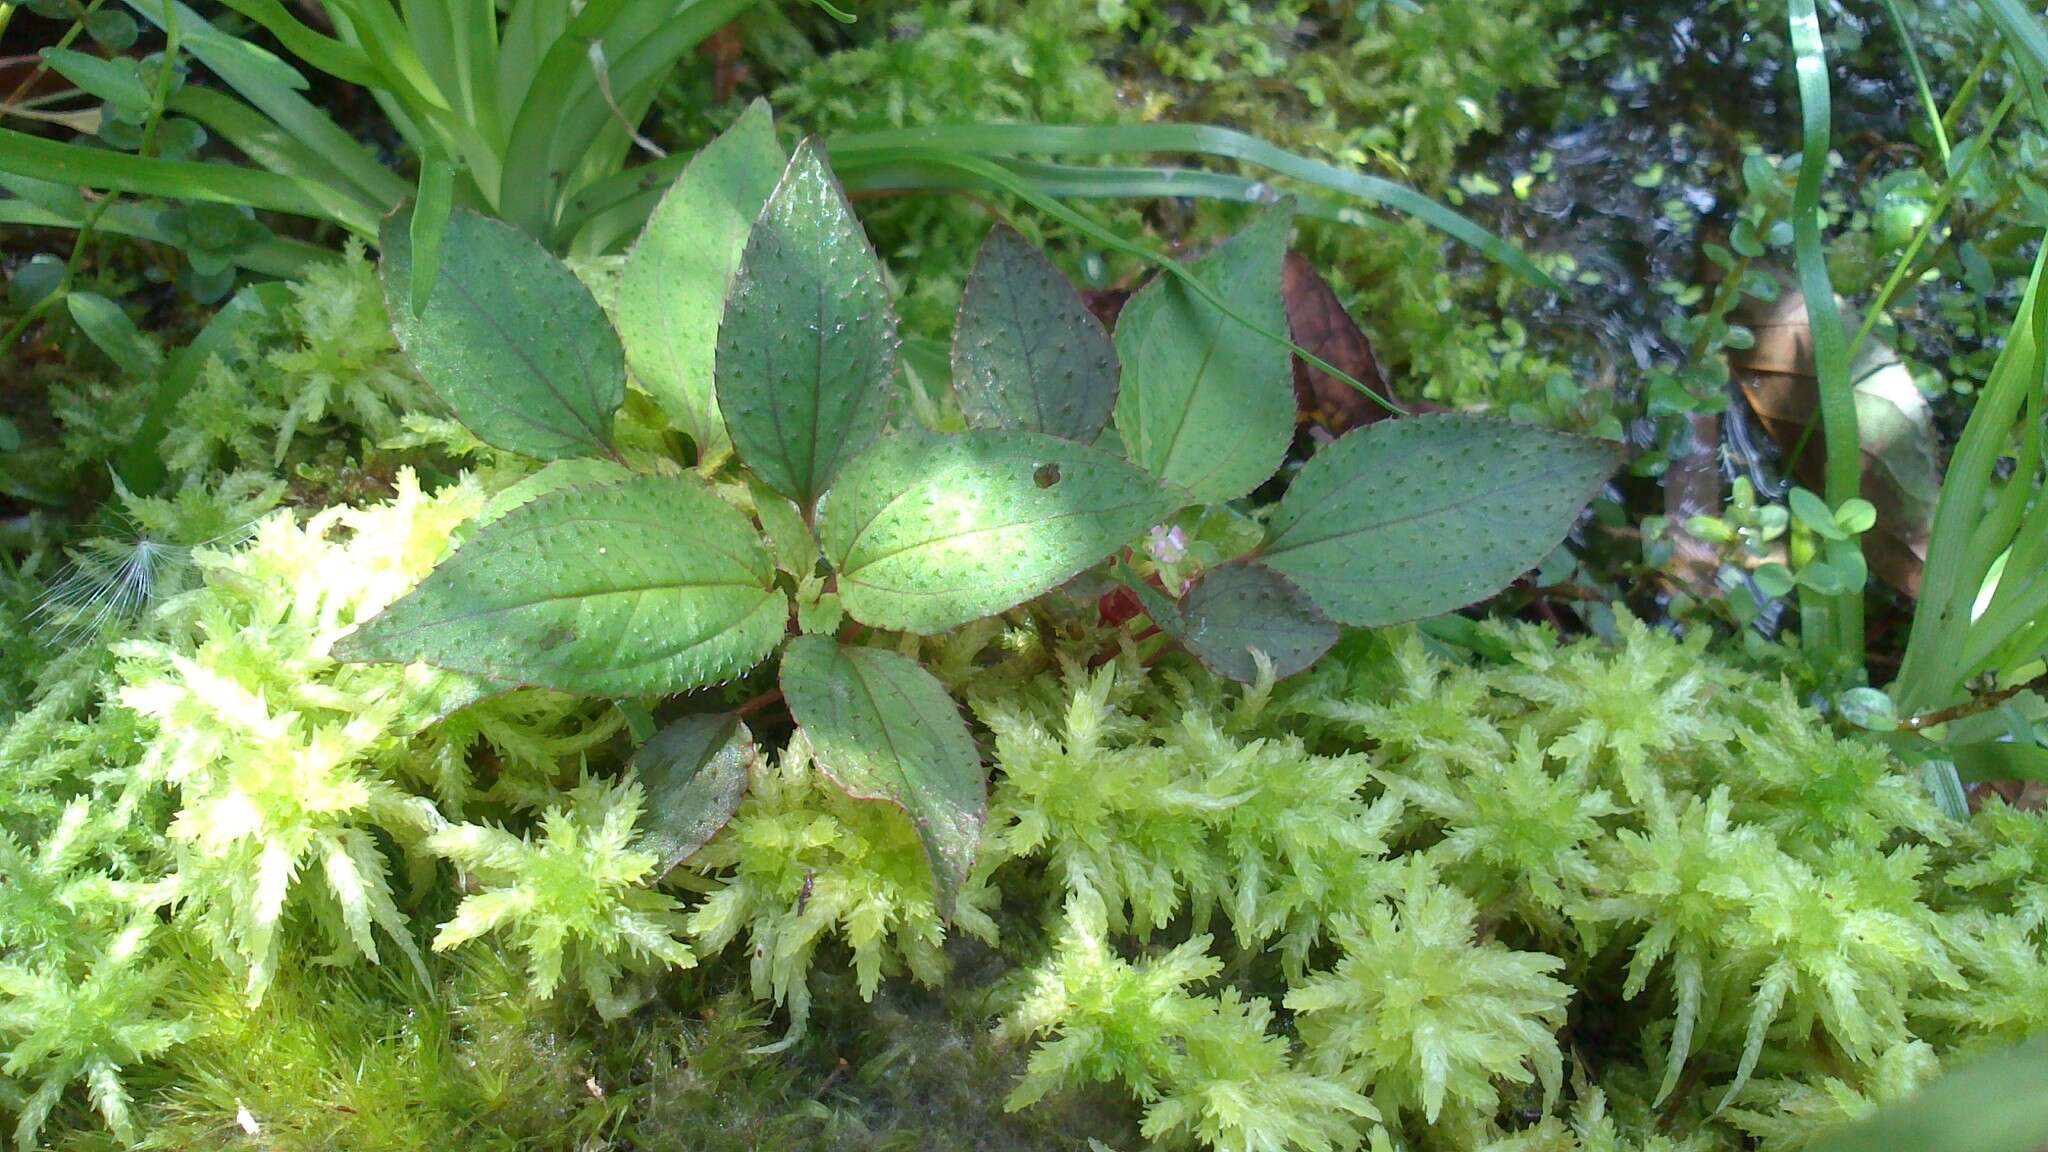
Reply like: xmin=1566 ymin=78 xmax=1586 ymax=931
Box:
xmin=631 ymin=714 xmax=757 ymax=876
xmin=1260 ymin=414 xmax=1620 ymax=627
xmin=779 ymin=636 xmax=985 ymax=917
xmin=619 ymin=100 xmax=786 ymax=465
xmin=1834 ymin=687 xmax=1898 ymax=732
xmin=1834 ymin=497 xmax=1878 ymax=536
xmin=1753 ymin=562 xmax=1798 ymax=599
xmin=336 ymin=473 xmax=786 ymax=696
xmin=381 ymin=208 xmax=623 ymax=461
xmin=820 ymin=429 xmax=1185 ymax=634
xmin=715 ymin=139 xmax=899 ymax=508
xmin=952 ymin=224 xmax=1118 ymax=442
xmin=1788 ymin=486 xmax=1847 ymax=540
xmin=1164 ymin=561 xmax=1339 ymax=683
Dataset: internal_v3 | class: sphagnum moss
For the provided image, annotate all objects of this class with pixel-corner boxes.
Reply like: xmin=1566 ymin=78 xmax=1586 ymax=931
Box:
xmin=4 ymin=455 xmax=2045 ymax=1152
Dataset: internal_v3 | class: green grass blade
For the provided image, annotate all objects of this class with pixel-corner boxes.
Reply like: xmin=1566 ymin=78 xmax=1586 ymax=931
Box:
xmin=1894 ymin=243 xmax=2048 ymax=711
xmin=1851 ymin=90 xmax=2017 ymax=361
xmin=0 ymin=125 xmax=380 ymax=234
xmin=496 ymin=0 xmax=570 ymax=134
xmin=1879 ymin=0 xmax=1950 ymax=162
xmin=830 ymin=122 xmax=1554 ymax=286
xmin=1786 ymin=0 xmax=1864 ymax=670
xmin=446 ymin=0 xmax=501 ymax=144
xmin=211 ymin=0 xmax=379 ymax=86
xmin=1976 ymin=0 xmax=2048 ymax=126
xmin=544 ymin=0 xmax=758 ymax=230
xmin=565 ymin=149 xmax=1356 ymax=255
xmin=409 ymin=155 xmax=456 ymax=313
xmin=497 ymin=0 xmax=629 ymax=236
xmin=170 ymin=87 xmax=363 ymax=191
xmin=0 ymin=197 xmax=331 ymax=276
xmin=127 ymin=0 xmax=408 ymax=208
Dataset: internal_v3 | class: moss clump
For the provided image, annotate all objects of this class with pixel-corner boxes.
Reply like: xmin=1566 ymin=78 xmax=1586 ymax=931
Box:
xmin=3 ymin=466 xmax=2043 ymax=1152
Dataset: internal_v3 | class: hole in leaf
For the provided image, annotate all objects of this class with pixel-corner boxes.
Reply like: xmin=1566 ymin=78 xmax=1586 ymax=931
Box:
xmin=1034 ymin=462 xmax=1062 ymax=489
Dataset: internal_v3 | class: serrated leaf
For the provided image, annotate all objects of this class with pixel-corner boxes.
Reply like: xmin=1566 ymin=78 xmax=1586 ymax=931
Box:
xmin=337 ymin=473 xmax=786 ymax=696
xmin=715 ymin=139 xmax=898 ymax=508
xmin=631 ymin=714 xmax=756 ymax=876
xmin=619 ymin=100 xmax=786 ymax=466
xmin=1159 ymin=561 xmax=1338 ymax=683
xmin=778 ymin=636 xmax=984 ymax=916
xmin=820 ymin=429 xmax=1183 ymax=634
xmin=381 ymin=208 xmax=623 ymax=461
xmin=474 ymin=458 xmax=638 ymax=528
xmin=750 ymin=478 xmax=816 ymax=576
xmin=1112 ymin=202 xmax=1295 ymax=502
xmin=1261 ymin=414 xmax=1619 ymax=626
xmin=952 ymin=224 xmax=1118 ymax=441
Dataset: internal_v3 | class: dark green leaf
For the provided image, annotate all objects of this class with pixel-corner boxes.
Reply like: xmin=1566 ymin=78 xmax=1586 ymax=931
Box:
xmin=631 ymin=713 xmax=757 ymax=876
xmin=65 ymin=292 xmax=160 ymax=379
xmin=1950 ymin=739 xmax=2048 ymax=785
xmin=85 ymin=9 xmax=140 ymax=49
xmin=619 ymin=100 xmax=786 ymax=466
xmin=750 ymin=478 xmax=817 ymax=576
xmin=408 ymin=156 xmax=456 ymax=316
xmin=337 ymin=473 xmax=787 ymax=696
xmin=39 ymin=48 xmax=151 ymax=116
xmin=820 ymin=429 xmax=1183 ymax=634
xmin=1159 ymin=561 xmax=1338 ymax=683
xmin=474 ymin=458 xmax=638 ymax=528
xmin=381 ymin=208 xmax=623 ymax=461
xmin=715 ymin=139 xmax=899 ymax=508
xmin=779 ymin=636 xmax=985 ymax=916
xmin=952 ymin=224 xmax=1118 ymax=442
xmin=1261 ymin=414 xmax=1619 ymax=626
xmin=1112 ymin=202 xmax=1294 ymax=502
xmin=7 ymin=254 xmax=64 ymax=310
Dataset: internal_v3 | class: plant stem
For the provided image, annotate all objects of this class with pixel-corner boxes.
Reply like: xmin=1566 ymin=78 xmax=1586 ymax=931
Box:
xmin=1850 ymin=89 xmax=2019 ymax=362
xmin=1900 ymin=674 xmax=2048 ymax=732
xmin=733 ymin=689 xmax=783 ymax=720
xmin=1785 ymin=0 xmax=1865 ymax=672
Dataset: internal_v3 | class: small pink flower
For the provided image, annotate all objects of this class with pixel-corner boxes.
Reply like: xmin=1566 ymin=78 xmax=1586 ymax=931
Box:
xmin=1147 ymin=524 xmax=1188 ymax=565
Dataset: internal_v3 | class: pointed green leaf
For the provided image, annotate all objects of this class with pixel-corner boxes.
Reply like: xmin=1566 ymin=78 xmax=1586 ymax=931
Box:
xmin=381 ymin=207 xmax=623 ymax=461
xmin=779 ymin=636 xmax=984 ymax=916
xmin=1261 ymin=414 xmax=1619 ymax=626
xmin=1158 ymin=561 xmax=1338 ymax=683
xmin=39 ymin=48 xmax=152 ymax=116
xmin=337 ymin=473 xmax=787 ymax=696
xmin=952 ymin=224 xmax=1118 ymax=441
xmin=1112 ymin=202 xmax=1295 ymax=502
xmin=715 ymin=139 xmax=899 ymax=508
xmin=474 ymin=458 xmax=638 ymax=528
xmin=619 ymin=101 xmax=786 ymax=466
xmin=631 ymin=713 xmax=757 ymax=876
xmin=407 ymin=155 xmax=455 ymax=316
xmin=65 ymin=291 xmax=160 ymax=379
xmin=820 ymin=429 xmax=1183 ymax=634
xmin=750 ymin=478 xmax=817 ymax=576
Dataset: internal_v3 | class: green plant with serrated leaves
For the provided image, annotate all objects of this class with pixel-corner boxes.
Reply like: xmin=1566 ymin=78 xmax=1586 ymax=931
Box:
xmin=334 ymin=110 xmax=1618 ymax=906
